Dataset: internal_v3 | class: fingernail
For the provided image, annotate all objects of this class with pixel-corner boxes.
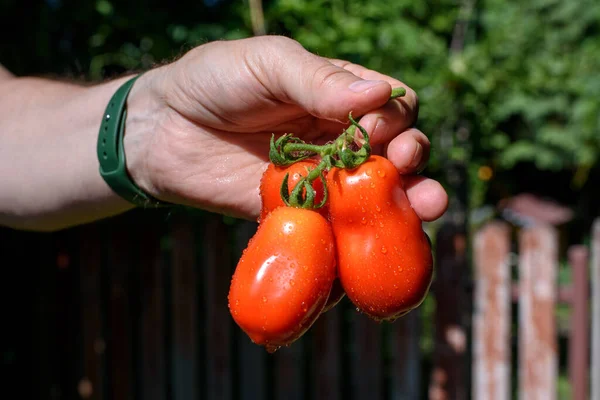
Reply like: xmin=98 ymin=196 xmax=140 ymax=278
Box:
xmin=412 ymin=142 xmax=423 ymax=169
xmin=348 ymin=80 xmax=386 ymax=93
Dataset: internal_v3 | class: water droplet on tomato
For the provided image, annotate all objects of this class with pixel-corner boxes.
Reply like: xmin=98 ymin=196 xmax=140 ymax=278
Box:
xmin=381 ymin=246 xmax=387 ymax=254
xmin=377 ymin=169 xmax=386 ymax=178
xmin=369 ymin=306 xmax=374 ymax=312
xmin=235 ymin=299 xmax=239 ymax=306
xmin=289 ymin=279 xmax=295 ymax=287
xmin=265 ymin=344 xmax=281 ymax=354
xmin=356 ymin=307 xmax=361 ymax=313
xmin=379 ymin=221 xmax=384 ymax=228
xmin=366 ymin=169 xmax=372 ymax=176
xmin=262 ymin=296 xmax=268 ymax=303
xmin=361 ymin=218 xmax=367 ymax=225
xmin=361 ymin=207 xmax=366 ymax=213
xmin=370 ymin=182 xmax=375 ymax=188
xmin=375 ymin=205 xmax=381 ymax=212
xmin=375 ymin=233 xmax=379 ymax=239
xmin=349 ymin=218 xmax=354 ymax=223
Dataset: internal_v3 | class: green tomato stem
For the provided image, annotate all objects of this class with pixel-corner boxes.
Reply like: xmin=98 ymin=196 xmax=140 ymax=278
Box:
xmin=390 ymin=87 xmax=407 ymax=99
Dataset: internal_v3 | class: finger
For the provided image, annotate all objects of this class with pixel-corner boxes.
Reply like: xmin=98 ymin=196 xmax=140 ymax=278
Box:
xmin=384 ymin=128 xmax=431 ymax=174
xmin=354 ymin=100 xmax=419 ymax=146
xmin=404 ymin=176 xmax=449 ymax=222
xmin=256 ymin=37 xmax=393 ymax=122
xmin=329 ymin=59 xmax=419 ymax=120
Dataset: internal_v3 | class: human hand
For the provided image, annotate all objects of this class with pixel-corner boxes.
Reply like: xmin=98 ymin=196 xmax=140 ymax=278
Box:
xmin=124 ymin=36 xmax=447 ymax=221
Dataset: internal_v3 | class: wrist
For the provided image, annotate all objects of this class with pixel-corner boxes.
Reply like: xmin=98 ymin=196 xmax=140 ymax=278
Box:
xmin=122 ymin=68 xmax=169 ymax=202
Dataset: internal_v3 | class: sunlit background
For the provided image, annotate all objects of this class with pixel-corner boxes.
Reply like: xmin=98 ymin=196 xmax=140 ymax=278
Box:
xmin=1 ymin=0 xmax=599 ymax=399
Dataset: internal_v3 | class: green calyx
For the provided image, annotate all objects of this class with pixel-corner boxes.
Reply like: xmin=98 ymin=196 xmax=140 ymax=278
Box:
xmin=269 ymin=113 xmax=371 ymax=170
xmin=270 ymin=87 xmax=405 ymax=210
xmin=280 ymin=160 xmax=329 ymax=210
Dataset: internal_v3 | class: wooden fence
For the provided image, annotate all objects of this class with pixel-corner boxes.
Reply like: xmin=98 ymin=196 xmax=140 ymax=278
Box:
xmin=0 ymin=209 xmax=598 ymax=400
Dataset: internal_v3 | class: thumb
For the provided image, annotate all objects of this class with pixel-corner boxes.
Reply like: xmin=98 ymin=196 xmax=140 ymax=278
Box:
xmin=256 ymin=36 xmax=392 ymax=122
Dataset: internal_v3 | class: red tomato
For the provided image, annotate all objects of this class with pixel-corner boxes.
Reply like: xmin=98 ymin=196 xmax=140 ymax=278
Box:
xmin=259 ymin=160 xmax=327 ymax=222
xmin=326 ymin=155 xmax=433 ymax=321
xmin=259 ymin=160 xmax=346 ymax=314
xmin=228 ymin=207 xmax=336 ymax=351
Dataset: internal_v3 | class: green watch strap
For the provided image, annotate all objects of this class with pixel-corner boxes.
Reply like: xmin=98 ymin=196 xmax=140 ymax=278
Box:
xmin=97 ymin=75 xmax=173 ymax=208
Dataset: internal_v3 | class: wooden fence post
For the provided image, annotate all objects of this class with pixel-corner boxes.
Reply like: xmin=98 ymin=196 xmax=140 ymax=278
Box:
xmin=591 ymin=219 xmax=600 ymax=400
xmin=203 ymin=216 xmax=233 ymax=400
xmin=234 ymin=221 xmax=268 ymax=400
xmin=472 ymin=222 xmax=511 ymax=400
xmin=313 ymin=304 xmax=342 ymax=400
xmin=79 ymin=225 xmax=105 ymax=400
xmin=568 ymin=246 xmax=589 ymax=400
xmin=391 ymin=308 xmax=421 ymax=400
xmin=518 ymin=225 xmax=558 ymax=400
xmin=138 ymin=221 xmax=166 ymax=400
xmin=171 ymin=217 xmax=198 ymax=400
xmin=430 ymin=222 xmax=468 ymax=400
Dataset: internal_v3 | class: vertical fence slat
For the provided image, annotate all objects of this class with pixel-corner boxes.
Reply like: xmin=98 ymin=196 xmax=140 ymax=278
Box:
xmin=139 ymin=222 xmax=166 ymax=400
xmin=313 ymin=306 xmax=342 ymax=400
xmin=391 ymin=308 xmax=421 ymax=400
xmin=204 ymin=216 xmax=232 ymax=400
xmin=473 ymin=221 xmax=511 ymax=400
xmin=274 ymin=338 xmax=307 ymax=400
xmin=34 ymin=233 xmax=59 ymax=399
xmin=591 ymin=219 xmax=600 ymax=400
xmin=107 ymin=225 xmax=133 ymax=400
xmin=568 ymin=246 xmax=589 ymax=400
xmin=171 ymin=218 xmax=198 ymax=400
xmin=352 ymin=313 xmax=382 ymax=400
xmin=234 ymin=221 xmax=268 ymax=400
xmin=79 ymin=225 xmax=105 ymax=400
xmin=518 ymin=225 xmax=558 ymax=400
xmin=430 ymin=222 xmax=468 ymax=400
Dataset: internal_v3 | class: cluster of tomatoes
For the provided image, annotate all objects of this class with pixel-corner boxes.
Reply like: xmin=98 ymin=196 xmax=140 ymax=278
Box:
xmin=228 ymin=112 xmax=433 ymax=353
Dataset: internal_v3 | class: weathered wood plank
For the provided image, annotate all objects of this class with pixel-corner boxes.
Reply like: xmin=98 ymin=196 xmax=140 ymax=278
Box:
xmin=171 ymin=217 xmax=198 ymax=400
xmin=568 ymin=245 xmax=589 ymax=400
xmin=391 ymin=308 xmax=421 ymax=400
xmin=518 ymin=225 xmax=558 ymax=400
xmin=138 ymin=221 xmax=166 ymax=400
xmin=274 ymin=338 xmax=307 ymax=400
xmin=233 ymin=220 xmax=268 ymax=400
xmin=313 ymin=305 xmax=342 ymax=400
xmin=203 ymin=216 xmax=233 ymax=400
xmin=78 ymin=225 xmax=105 ymax=400
xmin=472 ymin=221 xmax=511 ymax=400
xmin=106 ymin=222 xmax=134 ymax=400
xmin=591 ymin=218 xmax=600 ymax=400
xmin=430 ymin=222 xmax=468 ymax=400
xmin=351 ymin=312 xmax=382 ymax=400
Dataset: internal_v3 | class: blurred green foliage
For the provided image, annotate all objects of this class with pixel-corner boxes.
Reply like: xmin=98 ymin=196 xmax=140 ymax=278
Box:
xmin=2 ymin=0 xmax=599 ymax=212
xmin=3 ymin=0 xmax=599 ymax=244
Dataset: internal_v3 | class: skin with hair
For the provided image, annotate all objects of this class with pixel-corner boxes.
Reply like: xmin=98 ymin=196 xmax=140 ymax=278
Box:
xmin=0 ymin=36 xmax=447 ymax=232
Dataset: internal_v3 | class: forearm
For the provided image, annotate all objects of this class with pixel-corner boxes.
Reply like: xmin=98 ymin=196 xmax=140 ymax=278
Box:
xmin=0 ymin=73 xmax=160 ymax=231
